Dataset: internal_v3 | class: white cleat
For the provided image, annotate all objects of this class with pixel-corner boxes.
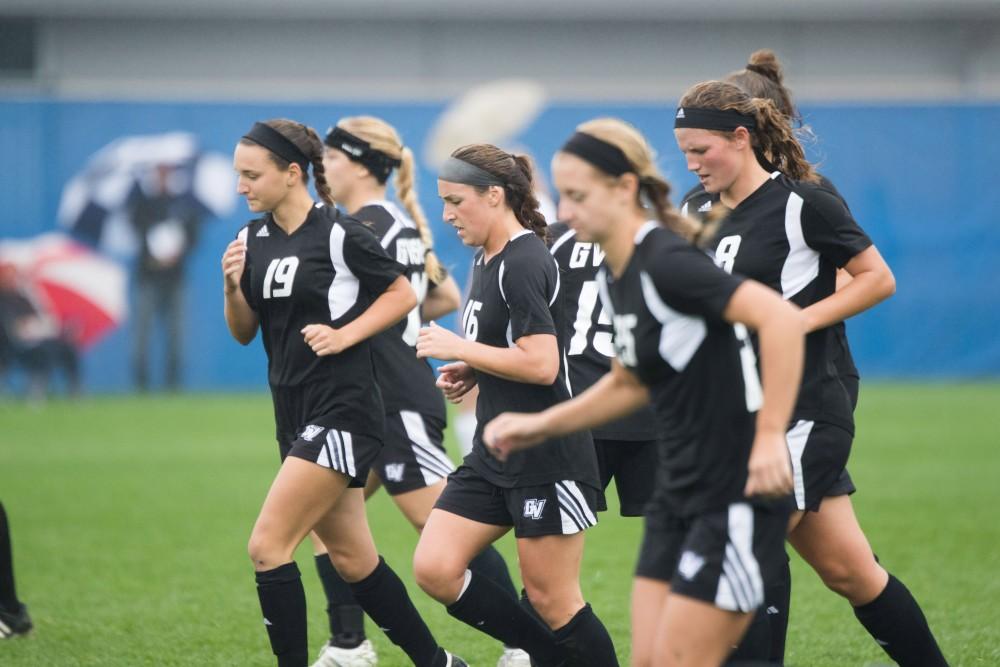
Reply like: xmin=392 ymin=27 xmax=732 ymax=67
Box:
xmin=311 ymin=639 xmax=378 ymax=667
xmin=496 ymin=647 xmax=531 ymax=667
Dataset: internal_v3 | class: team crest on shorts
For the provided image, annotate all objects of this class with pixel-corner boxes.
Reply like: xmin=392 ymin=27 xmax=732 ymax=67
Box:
xmin=384 ymin=463 xmax=405 ymax=482
xmin=299 ymin=425 xmax=324 ymax=442
xmin=677 ymin=550 xmax=705 ymax=581
xmin=523 ymin=499 xmax=547 ymax=520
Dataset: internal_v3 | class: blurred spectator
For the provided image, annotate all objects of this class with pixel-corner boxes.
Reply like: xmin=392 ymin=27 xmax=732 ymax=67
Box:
xmin=128 ymin=163 xmax=203 ymax=392
xmin=0 ymin=261 xmax=80 ymax=400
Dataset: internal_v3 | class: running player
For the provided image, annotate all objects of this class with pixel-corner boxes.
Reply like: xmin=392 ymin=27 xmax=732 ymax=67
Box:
xmin=674 ymin=83 xmax=948 ymax=667
xmin=681 ymin=50 xmax=862 ymax=664
xmin=484 ymin=118 xmax=804 ymax=667
xmin=222 ymin=118 xmax=465 ymax=667
xmin=547 ymin=218 xmax=659 ymax=519
xmin=308 ymin=115 xmax=527 ymax=667
xmin=412 ymin=144 xmax=619 ymax=666
xmin=0 ymin=501 xmax=31 ymax=638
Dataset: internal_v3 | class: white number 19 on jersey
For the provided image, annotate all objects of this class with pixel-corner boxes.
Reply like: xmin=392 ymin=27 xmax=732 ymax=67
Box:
xmin=263 ymin=257 xmax=300 ymax=299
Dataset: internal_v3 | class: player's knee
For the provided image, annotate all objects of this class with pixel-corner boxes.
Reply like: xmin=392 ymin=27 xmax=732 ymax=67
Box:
xmin=412 ymin=547 xmax=464 ymax=603
xmin=815 ymin=557 xmax=881 ymax=601
xmin=324 ymin=545 xmax=369 ymax=582
xmin=247 ymin=532 xmax=288 ymax=570
xmin=522 ymin=582 xmax=580 ymax=629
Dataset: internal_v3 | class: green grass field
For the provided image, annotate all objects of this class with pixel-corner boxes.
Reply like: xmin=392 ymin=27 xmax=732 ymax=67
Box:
xmin=0 ymin=384 xmax=997 ymax=666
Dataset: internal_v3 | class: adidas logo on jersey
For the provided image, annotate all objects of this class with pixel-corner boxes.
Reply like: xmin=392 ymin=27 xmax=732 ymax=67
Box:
xmin=385 ymin=463 xmax=405 ymax=482
xmin=677 ymin=550 xmax=705 ymax=580
xmin=256 ymin=226 xmax=270 ymax=237
xmin=300 ymin=425 xmax=324 ymax=441
xmin=698 ymin=200 xmax=713 ymax=213
xmin=523 ymin=499 xmax=547 ymax=520
xmin=676 ymin=108 xmax=686 ymax=119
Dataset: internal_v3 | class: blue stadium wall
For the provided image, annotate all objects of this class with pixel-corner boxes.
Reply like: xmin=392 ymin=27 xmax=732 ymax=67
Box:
xmin=1 ymin=98 xmax=997 ymax=391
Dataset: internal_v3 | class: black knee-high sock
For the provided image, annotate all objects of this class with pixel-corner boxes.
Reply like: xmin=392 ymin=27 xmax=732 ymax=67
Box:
xmin=349 ymin=556 xmax=443 ymax=667
xmin=314 ymin=553 xmax=365 ymax=648
xmin=853 ymin=573 xmax=948 ymax=667
xmin=447 ymin=571 xmax=563 ymax=666
xmin=553 ymin=603 xmax=618 ymax=667
xmin=0 ymin=502 xmax=20 ymax=611
xmin=726 ymin=607 xmax=771 ymax=664
xmin=469 ymin=545 xmax=518 ymax=599
xmin=255 ymin=562 xmax=308 ymax=667
xmin=768 ymin=552 xmax=792 ymax=664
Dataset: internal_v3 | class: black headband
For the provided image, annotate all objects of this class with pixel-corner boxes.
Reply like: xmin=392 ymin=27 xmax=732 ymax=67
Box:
xmin=560 ymin=132 xmax=633 ymax=176
xmin=674 ymin=107 xmax=757 ymax=132
xmin=324 ymin=126 xmax=402 ymax=184
xmin=242 ymin=122 xmax=310 ymax=172
xmin=438 ymin=157 xmax=506 ymax=188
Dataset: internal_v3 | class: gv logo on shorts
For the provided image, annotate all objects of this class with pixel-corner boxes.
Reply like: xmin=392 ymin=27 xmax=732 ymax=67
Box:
xmin=384 ymin=463 xmax=405 ymax=483
xmin=300 ymin=425 xmax=324 ymax=442
xmin=677 ymin=550 xmax=705 ymax=581
xmin=523 ymin=499 xmax=547 ymax=520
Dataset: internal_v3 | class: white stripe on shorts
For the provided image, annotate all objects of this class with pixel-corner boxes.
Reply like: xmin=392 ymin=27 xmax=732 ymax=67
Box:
xmin=786 ymin=419 xmax=814 ymax=510
xmin=556 ymin=481 xmax=597 ymax=535
xmin=400 ymin=410 xmax=455 ymax=485
xmin=714 ymin=503 xmax=764 ymax=612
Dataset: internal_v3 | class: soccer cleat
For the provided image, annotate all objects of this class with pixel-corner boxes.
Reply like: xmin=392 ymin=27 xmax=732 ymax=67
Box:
xmin=311 ymin=638 xmax=378 ymax=667
xmin=444 ymin=651 xmax=469 ymax=667
xmin=496 ymin=647 xmax=531 ymax=666
xmin=0 ymin=603 xmax=32 ymax=638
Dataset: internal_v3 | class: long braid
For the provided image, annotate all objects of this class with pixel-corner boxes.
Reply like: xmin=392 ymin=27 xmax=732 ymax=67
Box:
xmin=396 ymin=146 xmax=444 ymax=283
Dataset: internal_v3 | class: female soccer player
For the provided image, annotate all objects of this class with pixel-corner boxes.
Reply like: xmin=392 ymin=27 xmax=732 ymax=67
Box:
xmin=673 ymin=82 xmax=948 ymax=666
xmin=307 ymin=115 xmax=527 ymax=667
xmin=412 ymin=144 xmax=618 ymax=666
xmin=681 ymin=50 xmax=863 ymax=664
xmin=484 ymin=118 xmax=805 ymax=667
xmin=222 ymin=118 xmax=465 ymax=667
xmin=547 ymin=217 xmax=659 ymax=519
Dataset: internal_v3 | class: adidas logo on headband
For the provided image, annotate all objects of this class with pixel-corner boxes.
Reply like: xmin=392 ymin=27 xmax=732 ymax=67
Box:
xmin=676 ymin=108 xmax=686 ymax=119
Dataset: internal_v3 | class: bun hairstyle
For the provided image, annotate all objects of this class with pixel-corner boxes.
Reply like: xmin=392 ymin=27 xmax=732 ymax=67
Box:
xmin=240 ymin=119 xmax=333 ymax=206
xmin=336 ymin=116 xmax=443 ymax=283
xmin=678 ymin=80 xmax=818 ymax=184
xmin=726 ymin=49 xmax=817 ymax=146
xmin=572 ymin=118 xmax=698 ymax=241
xmin=449 ymin=144 xmax=548 ymax=241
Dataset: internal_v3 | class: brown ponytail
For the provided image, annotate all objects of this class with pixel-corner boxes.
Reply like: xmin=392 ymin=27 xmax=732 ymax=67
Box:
xmin=679 ymin=81 xmax=818 ymax=184
xmin=573 ymin=118 xmax=698 ymax=240
xmin=241 ymin=118 xmax=334 ymax=205
xmin=449 ymin=144 xmax=549 ymax=242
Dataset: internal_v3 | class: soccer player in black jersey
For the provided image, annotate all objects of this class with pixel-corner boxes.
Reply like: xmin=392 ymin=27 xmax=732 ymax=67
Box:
xmin=222 ymin=118 xmax=465 ymax=667
xmin=484 ymin=118 xmax=804 ymax=667
xmin=674 ymin=83 xmax=947 ymax=667
xmin=548 ymin=211 xmax=659 ymax=519
xmin=411 ymin=144 xmax=619 ymax=667
xmin=303 ymin=115 xmax=526 ymax=667
xmin=681 ymin=51 xmax=864 ymax=664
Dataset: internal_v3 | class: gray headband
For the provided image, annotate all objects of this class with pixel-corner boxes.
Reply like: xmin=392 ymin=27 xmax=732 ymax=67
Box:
xmin=439 ymin=157 xmax=505 ymax=188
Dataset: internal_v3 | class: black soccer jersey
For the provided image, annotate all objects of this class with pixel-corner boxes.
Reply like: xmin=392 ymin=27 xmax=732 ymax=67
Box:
xmin=353 ymin=201 xmax=446 ymax=423
xmin=464 ymin=230 xmax=599 ymax=489
xmin=547 ymin=221 xmax=658 ymax=441
xmin=599 ymin=221 xmax=758 ymax=515
xmin=681 ymin=174 xmax=861 ymax=388
xmin=695 ymin=173 xmax=871 ymax=432
xmin=238 ymin=203 xmax=405 ymax=435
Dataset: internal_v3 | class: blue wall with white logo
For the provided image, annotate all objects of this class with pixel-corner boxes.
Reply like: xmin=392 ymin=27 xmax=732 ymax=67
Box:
xmin=1 ymin=98 xmax=997 ymax=390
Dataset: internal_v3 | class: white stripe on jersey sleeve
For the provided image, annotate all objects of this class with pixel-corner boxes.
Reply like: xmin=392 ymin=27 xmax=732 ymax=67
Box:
xmin=328 ymin=223 xmax=361 ymax=320
xmin=638 ymin=271 xmax=707 ymax=372
xmin=780 ymin=192 xmax=820 ymax=300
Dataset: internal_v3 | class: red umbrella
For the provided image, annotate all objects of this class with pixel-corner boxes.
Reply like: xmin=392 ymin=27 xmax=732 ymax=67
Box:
xmin=0 ymin=233 xmax=127 ymax=348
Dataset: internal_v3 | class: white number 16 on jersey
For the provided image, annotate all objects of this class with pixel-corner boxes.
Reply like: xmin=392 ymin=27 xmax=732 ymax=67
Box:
xmin=263 ymin=257 xmax=300 ymax=299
